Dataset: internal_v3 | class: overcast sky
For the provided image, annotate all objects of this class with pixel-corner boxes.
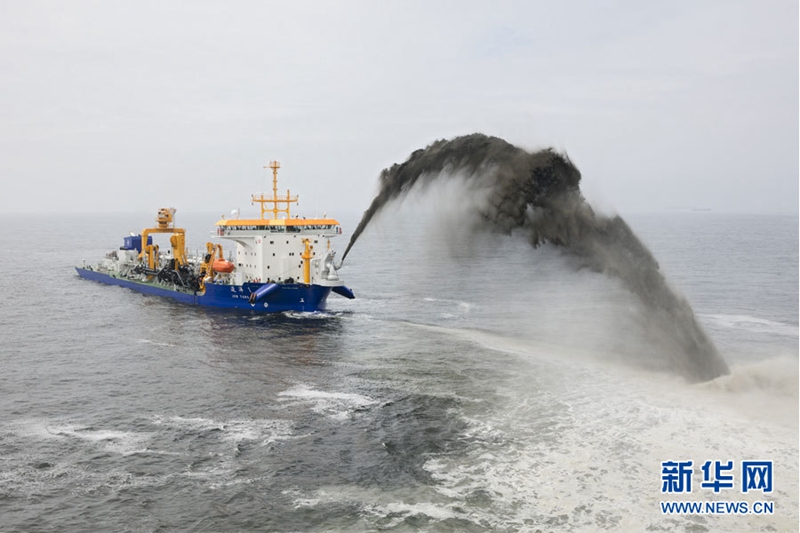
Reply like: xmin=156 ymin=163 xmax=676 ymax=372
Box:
xmin=1 ymin=1 xmax=797 ymax=216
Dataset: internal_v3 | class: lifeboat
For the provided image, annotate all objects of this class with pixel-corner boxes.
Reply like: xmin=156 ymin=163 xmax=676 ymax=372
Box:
xmin=212 ymin=259 xmax=235 ymax=273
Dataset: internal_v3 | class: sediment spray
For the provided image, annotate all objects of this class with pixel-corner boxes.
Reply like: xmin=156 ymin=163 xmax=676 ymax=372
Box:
xmin=343 ymin=133 xmax=729 ymax=381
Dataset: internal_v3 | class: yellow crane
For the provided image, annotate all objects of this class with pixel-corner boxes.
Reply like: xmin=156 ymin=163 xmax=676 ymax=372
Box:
xmin=138 ymin=208 xmax=187 ymax=274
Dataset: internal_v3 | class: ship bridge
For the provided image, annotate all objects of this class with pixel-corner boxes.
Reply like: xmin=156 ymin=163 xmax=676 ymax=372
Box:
xmin=215 ymin=218 xmax=341 ymax=236
xmin=212 ymin=161 xmax=344 ymax=286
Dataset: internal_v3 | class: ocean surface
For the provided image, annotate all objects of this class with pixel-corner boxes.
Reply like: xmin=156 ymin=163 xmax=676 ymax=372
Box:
xmin=0 ymin=208 xmax=797 ymax=532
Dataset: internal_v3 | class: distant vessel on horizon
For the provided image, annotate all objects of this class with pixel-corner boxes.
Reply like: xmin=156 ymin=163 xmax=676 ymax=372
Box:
xmin=76 ymin=161 xmax=355 ymax=312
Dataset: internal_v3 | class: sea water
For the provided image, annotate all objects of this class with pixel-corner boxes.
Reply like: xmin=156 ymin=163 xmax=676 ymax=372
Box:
xmin=0 ymin=209 xmax=796 ymax=532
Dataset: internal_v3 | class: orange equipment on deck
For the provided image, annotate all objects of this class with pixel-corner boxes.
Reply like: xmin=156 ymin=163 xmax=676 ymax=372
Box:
xmin=212 ymin=259 xmax=235 ymax=273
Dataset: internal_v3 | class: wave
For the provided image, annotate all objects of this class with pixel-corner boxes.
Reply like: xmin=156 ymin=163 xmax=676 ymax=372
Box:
xmin=701 ymin=313 xmax=799 ymax=337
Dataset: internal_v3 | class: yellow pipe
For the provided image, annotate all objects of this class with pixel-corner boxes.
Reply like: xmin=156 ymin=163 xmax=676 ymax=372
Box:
xmin=301 ymin=239 xmax=313 ymax=284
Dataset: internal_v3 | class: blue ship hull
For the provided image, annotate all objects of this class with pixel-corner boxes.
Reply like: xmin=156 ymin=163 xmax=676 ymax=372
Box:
xmin=76 ymin=268 xmax=334 ymax=312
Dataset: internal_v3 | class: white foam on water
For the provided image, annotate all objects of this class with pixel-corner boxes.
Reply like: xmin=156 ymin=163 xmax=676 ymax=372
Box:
xmin=151 ymin=414 xmax=294 ymax=446
xmin=5 ymin=418 xmax=62 ymax=441
xmin=397 ymin=323 xmax=798 ymax=531
xmin=361 ymin=500 xmax=460 ymax=526
xmin=151 ymin=414 xmax=224 ymax=431
xmin=285 ymin=486 xmax=464 ymax=530
xmin=137 ymin=338 xmax=177 ymax=347
xmin=70 ymin=470 xmax=183 ymax=495
xmin=278 ymin=385 xmax=377 ymax=406
xmin=278 ymin=384 xmax=377 ymax=420
xmin=282 ymin=488 xmax=322 ymax=509
xmin=701 ymin=313 xmax=799 ymax=337
xmin=221 ymin=419 xmax=294 ymax=445
xmin=6 ymin=419 xmax=152 ymax=456
xmin=472 ymin=370 xmax=793 ymax=530
xmin=283 ymin=310 xmax=336 ymax=320
xmin=0 ymin=460 xmax=177 ymax=500
xmin=0 ymin=420 xmax=185 ymax=501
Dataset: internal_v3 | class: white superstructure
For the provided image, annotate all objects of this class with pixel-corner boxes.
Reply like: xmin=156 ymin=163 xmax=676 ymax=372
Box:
xmin=216 ymin=220 xmax=344 ymax=286
xmin=213 ymin=160 xmax=346 ymax=288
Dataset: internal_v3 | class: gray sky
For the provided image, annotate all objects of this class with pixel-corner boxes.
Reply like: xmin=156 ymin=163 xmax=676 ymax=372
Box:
xmin=1 ymin=1 xmax=797 ymax=216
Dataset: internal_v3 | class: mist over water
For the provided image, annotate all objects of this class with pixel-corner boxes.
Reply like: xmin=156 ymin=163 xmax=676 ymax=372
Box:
xmin=344 ymin=133 xmax=729 ymax=381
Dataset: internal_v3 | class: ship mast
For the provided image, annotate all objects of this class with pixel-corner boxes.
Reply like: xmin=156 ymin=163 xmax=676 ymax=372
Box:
xmin=251 ymin=160 xmax=299 ymax=220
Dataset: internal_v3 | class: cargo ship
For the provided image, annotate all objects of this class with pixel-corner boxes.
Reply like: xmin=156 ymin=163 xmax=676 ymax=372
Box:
xmin=76 ymin=161 xmax=354 ymax=312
